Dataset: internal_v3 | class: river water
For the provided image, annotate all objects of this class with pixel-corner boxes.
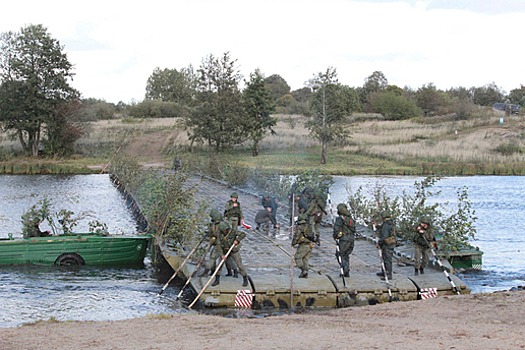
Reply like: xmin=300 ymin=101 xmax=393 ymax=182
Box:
xmin=0 ymin=174 xmax=523 ymax=327
xmin=330 ymin=175 xmax=525 ymax=294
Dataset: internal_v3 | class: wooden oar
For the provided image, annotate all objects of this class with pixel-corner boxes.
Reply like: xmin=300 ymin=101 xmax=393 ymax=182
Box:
xmin=158 ymin=234 xmax=207 ymax=295
xmin=188 ymin=244 xmax=236 ymax=309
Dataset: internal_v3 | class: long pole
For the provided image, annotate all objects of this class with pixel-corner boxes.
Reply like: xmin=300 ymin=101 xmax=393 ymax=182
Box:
xmin=422 ymin=236 xmax=461 ymax=295
xmin=188 ymin=244 xmax=236 ymax=309
xmin=175 ymin=244 xmax=213 ymax=300
xmin=327 ymin=191 xmax=346 ymax=288
xmin=158 ymin=234 xmax=207 ymax=295
xmin=290 ymin=193 xmax=295 ymax=309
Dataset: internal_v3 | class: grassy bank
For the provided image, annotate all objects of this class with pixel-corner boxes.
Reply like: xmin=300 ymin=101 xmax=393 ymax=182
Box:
xmin=1 ymin=111 xmax=523 ymax=175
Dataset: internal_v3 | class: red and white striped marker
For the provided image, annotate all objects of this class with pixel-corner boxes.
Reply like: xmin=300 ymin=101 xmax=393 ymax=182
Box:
xmin=234 ymin=289 xmax=253 ymax=308
xmin=420 ymin=287 xmax=438 ymax=300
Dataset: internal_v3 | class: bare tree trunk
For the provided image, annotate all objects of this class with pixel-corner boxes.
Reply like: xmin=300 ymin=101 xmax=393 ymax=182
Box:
xmin=252 ymin=140 xmax=259 ymax=157
xmin=321 ymin=141 xmax=327 ymax=164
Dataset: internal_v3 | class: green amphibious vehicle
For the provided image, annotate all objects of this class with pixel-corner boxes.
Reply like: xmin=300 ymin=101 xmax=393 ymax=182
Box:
xmin=0 ymin=233 xmax=151 ymax=267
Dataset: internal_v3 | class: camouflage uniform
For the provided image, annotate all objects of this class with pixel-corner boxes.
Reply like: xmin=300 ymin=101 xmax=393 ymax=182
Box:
xmin=305 ymin=193 xmax=324 ymax=238
xmin=333 ymin=204 xmax=356 ymax=277
xmin=292 ymin=214 xmax=315 ymax=278
xmin=413 ymin=216 xmax=436 ymax=275
xmin=261 ymin=194 xmax=278 ymax=224
xmin=201 ymin=209 xmax=237 ymax=277
xmin=213 ymin=221 xmax=249 ymax=287
xmin=377 ymin=211 xmax=396 ymax=280
xmin=255 ymin=207 xmax=277 ymax=230
xmin=224 ymin=192 xmax=243 ymax=234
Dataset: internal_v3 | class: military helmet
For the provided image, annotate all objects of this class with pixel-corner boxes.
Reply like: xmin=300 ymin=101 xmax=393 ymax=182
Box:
xmin=420 ymin=216 xmax=431 ymax=224
xmin=297 ymin=213 xmax=308 ymax=224
xmin=209 ymin=209 xmax=222 ymax=222
xmin=336 ymin=203 xmax=348 ymax=215
xmin=230 ymin=192 xmax=238 ymax=198
xmin=218 ymin=221 xmax=230 ymax=232
xmin=381 ymin=210 xmax=392 ymax=219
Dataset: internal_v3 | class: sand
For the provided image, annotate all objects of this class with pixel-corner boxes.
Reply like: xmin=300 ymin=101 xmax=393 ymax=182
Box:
xmin=1 ymin=290 xmax=524 ymax=350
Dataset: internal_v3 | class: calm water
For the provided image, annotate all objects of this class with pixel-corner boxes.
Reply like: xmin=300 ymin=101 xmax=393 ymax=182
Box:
xmin=330 ymin=175 xmax=525 ymax=293
xmin=0 ymin=175 xmax=188 ymax=328
xmin=0 ymin=175 xmax=523 ymax=327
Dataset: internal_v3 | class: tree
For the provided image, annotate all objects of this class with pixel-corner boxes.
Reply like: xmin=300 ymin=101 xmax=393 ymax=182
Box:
xmin=415 ymin=83 xmax=449 ymax=115
xmin=145 ymin=66 xmax=197 ymax=105
xmin=367 ymin=91 xmax=422 ymax=120
xmin=187 ymin=52 xmax=246 ymax=153
xmin=0 ymin=24 xmax=78 ymax=156
xmin=362 ymin=70 xmax=388 ymax=106
xmin=472 ymin=83 xmax=504 ymax=106
xmin=508 ymin=85 xmax=525 ymax=107
xmin=264 ymin=74 xmax=290 ymax=101
xmin=243 ymin=69 xmax=276 ymax=156
xmin=306 ymin=67 xmax=351 ymax=164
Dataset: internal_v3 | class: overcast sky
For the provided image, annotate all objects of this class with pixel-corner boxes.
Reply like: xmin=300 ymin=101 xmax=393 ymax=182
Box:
xmin=1 ymin=0 xmax=524 ymax=104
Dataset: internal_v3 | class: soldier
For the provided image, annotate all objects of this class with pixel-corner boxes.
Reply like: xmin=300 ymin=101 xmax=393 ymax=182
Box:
xmin=213 ymin=221 xmax=249 ymax=287
xmin=200 ymin=209 xmax=238 ymax=277
xmin=261 ymin=193 xmax=279 ymax=225
xmin=333 ymin=203 xmax=356 ymax=277
xmin=305 ymin=191 xmax=325 ymax=240
xmin=413 ymin=216 xmax=437 ymax=276
xmin=224 ymin=192 xmax=243 ymax=234
xmin=292 ymin=213 xmax=316 ymax=278
xmin=255 ymin=207 xmax=278 ymax=231
xmin=375 ymin=210 xmax=396 ymax=280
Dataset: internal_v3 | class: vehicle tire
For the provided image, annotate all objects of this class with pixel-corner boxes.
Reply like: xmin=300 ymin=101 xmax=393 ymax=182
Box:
xmin=54 ymin=253 xmax=85 ymax=266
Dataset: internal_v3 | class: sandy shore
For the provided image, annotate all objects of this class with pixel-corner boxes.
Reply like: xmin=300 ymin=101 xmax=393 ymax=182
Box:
xmin=1 ymin=290 xmax=524 ymax=350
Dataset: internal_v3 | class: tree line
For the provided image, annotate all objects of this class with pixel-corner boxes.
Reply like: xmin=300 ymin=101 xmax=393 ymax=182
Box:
xmin=1 ymin=24 xmax=524 ymax=162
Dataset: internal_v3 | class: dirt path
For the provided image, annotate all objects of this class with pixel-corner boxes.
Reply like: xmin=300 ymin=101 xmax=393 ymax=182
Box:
xmin=1 ymin=290 xmax=524 ymax=350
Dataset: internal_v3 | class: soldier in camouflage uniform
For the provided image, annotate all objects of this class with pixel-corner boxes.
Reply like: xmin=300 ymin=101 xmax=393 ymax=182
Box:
xmin=224 ymin=192 xmax=243 ymax=234
xmin=213 ymin=221 xmax=249 ymax=287
xmin=292 ymin=213 xmax=316 ymax=278
xmin=333 ymin=203 xmax=356 ymax=277
xmin=413 ymin=216 xmax=437 ymax=276
xmin=305 ymin=191 xmax=324 ymax=240
xmin=375 ymin=210 xmax=396 ymax=280
xmin=200 ymin=209 xmax=238 ymax=277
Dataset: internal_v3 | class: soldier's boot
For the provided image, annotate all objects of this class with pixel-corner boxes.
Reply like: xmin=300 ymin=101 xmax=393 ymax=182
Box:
xmin=242 ymin=276 xmax=249 ymax=287
xmin=299 ymin=269 xmax=308 ymax=278
xmin=211 ymin=275 xmax=220 ymax=286
xmin=419 ymin=268 xmax=424 ymax=275
xmin=226 ymin=269 xmax=233 ymax=276
xmin=343 ymin=271 xmax=350 ymax=278
xmin=376 ymin=271 xmax=385 ymax=277
xmin=199 ymin=268 xmax=210 ymax=277
xmin=233 ymin=269 xmax=239 ymax=278
xmin=414 ymin=268 xmax=419 ymax=276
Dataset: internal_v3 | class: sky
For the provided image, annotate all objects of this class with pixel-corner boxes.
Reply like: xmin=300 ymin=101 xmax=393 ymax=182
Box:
xmin=1 ymin=0 xmax=524 ymax=104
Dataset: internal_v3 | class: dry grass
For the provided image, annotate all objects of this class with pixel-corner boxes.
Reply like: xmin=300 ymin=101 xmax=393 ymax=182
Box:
xmin=1 ymin=111 xmax=523 ymax=175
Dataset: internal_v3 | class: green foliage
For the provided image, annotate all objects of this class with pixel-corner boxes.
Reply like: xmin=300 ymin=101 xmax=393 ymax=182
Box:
xmin=473 ymin=83 xmax=504 ymax=106
xmin=367 ymin=91 xmax=422 ymax=120
xmin=145 ymin=66 xmax=197 ymax=104
xmin=21 ymin=197 xmax=52 ymax=238
xmin=21 ymin=197 xmax=89 ymax=237
xmin=508 ymin=85 xmax=525 ymax=107
xmin=263 ymin=74 xmax=291 ymax=101
xmin=243 ymin=69 xmax=277 ymax=156
xmin=493 ymin=142 xmax=523 ymax=156
xmin=415 ymin=83 xmax=450 ymax=115
xmin=0 ymin=24 xmax=78 ymax=156
xmin=307 ymin=67 xmax=352 ymax=164
xmin=127 ymin=99 xmax=191 ymax=119
xmin=346 ymin=176 xmax=477 ymax=253
xmin=187 ymin=52 xmax=247 ymax=153
xmin=88 ymin=220 xmax=109 ymax=235
xmin=111 ymin=156 xmax=205 ymax=246
xmin=78 ymin=98 xmax=117 ymax=121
